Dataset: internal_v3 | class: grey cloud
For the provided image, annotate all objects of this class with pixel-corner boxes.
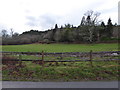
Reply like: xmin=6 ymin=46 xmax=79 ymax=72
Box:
xmin=26 ymin=16 xmax=39 ymax=27
xmin=118 ymin=1 xmax=120 ymax=25
xmin=26 ymin=16 xmax=36 ymax=21
xmin=40 ymin=14 xmax=56 ymax=25
xmin=97 ymin=6 xmax=117 ymax=15
xmin=39 ymin=14 xmax=59 ymax=29
xmin=26 ymin=22 xmax=37 ymax=26
xmin=26 ymin=14 xmax=61 ymax=30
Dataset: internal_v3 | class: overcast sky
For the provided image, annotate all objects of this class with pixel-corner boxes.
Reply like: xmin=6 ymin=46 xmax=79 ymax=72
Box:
xmin=0 ymin=0 xmax=119 ymax=34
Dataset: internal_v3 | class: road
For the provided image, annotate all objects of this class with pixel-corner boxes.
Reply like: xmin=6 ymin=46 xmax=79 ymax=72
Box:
xmin=2 ymin=81 xmax=119 ymax=88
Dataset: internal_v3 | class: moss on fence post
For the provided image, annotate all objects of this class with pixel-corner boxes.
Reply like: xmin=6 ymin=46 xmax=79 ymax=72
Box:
xmin=42 ymin=50 xmax=44 ymax=67
xmin=90 ymin=50 xmax=93 ymax=67
xmin=19 ymin=52 xmax=22 ymax=66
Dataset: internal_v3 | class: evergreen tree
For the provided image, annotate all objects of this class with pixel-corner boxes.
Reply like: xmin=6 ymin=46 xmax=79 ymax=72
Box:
xmin=80 ymin=16 xmax=85 ymax=26
xmin=51 ymin=24 xmax=58 ymax=41
xmin=99 ymin=21 xmax=106 ymax=38
xmin=101 ymin=21 xmax=106 ymax=27
xmin=107 ymin=18 xmax=113 ymax=26
xmin=55 ymin=24 xmax=58 ymax=29
xmin=107 ymin=18 xmax=113 ymax=37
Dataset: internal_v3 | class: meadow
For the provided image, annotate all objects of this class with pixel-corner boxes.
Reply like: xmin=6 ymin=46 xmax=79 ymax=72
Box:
xmin=2 ymin=43 xmax=118 ymax=52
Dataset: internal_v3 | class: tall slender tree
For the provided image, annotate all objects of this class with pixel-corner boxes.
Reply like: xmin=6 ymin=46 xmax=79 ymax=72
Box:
xmin=107 ymin=18 xmax=113 ymax=37
xmin=51 ymin=24 xmax=58 ymax=41
xmin=80 ymin=16 xmax=86 ymax=26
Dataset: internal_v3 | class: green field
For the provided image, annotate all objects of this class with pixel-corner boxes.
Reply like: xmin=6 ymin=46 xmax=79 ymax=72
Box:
xmin=2 ymin=43 xmax=118 ymax=52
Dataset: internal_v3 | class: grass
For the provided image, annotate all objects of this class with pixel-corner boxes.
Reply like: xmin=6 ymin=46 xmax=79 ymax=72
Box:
xmin=2 ymin=61 xmax=119 ymax=81
xmin=1 ymin=43 xmax=118 ymax=52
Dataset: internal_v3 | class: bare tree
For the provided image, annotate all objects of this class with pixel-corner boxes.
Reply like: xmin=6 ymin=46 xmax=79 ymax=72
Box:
xmin=83 ymin=10 xmax=101 ymax=43
xmin=1 ymin=29 xmax=8 ymax=38
xmin=13 ymin=32 xmax=19 ymax=37
xmin=84 ymin=10 xmax=100 ymax=26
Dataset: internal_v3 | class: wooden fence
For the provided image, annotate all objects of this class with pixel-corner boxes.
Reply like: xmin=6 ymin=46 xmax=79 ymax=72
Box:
xmin=0 ymin=50 xmax=120 ymax=62
xmin=1 ymin=51 xmax=120 ymax=66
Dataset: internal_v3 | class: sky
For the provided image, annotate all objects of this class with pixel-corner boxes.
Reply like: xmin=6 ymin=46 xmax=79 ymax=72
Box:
xmin=0 ymin=0 xmax=119 ymax=34
xmin=118 ymin=1 xmax=120 ymax=25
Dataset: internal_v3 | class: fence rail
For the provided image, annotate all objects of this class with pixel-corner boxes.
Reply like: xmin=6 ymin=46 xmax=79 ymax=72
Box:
xmin=1 ymin=51 xmax=120 ymax=55
xmin=1 ymin=51 xmax=120 ymax=66
xmin=2 ymin=58 xmax=120 ymax=62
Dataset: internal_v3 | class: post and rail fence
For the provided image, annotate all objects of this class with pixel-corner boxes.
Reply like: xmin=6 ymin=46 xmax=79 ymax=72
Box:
xmin=1 ymin=50 xmax=120 ymax=67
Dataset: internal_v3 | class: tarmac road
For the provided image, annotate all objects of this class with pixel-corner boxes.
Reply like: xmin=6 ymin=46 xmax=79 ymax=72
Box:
xmin=2 ymin=81 xmax=119 ymax=88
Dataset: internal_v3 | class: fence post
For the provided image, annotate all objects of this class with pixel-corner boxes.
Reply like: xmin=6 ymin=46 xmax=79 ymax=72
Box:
xmin=42 ymin=50 xmax=44 ymax=67
xmin=19 ymin=52 xmax=22 ymax=66
xmin=90 ymin=50 xmax=93 ymax=67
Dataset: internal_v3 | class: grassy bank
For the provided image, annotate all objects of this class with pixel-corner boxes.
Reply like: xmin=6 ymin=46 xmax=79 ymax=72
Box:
xmin=2 ymin=61 xmax=119 ymax=81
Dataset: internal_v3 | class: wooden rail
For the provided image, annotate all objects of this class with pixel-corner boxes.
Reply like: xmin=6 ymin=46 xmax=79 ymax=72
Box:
xmin=1 ymin=51 xmax=120 ymax=67
xmin=2 ymin=58 xmax=120 ymax=62
xmin=1 ymin=51 xmax=120 ymax=55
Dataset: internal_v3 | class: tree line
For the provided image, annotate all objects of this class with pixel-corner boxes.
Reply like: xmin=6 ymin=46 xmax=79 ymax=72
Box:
xmin=1 ymin=10 xmax=119 ymax=45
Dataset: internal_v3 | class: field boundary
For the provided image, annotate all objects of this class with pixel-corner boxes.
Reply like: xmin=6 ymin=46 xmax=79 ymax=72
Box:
xmin=2 ymin=51 xmax=120 ymax=81
xmin=1 ymin=51 xmax=120 ymax=55
xmin=1 ymin=51 xmax=120 ymax=63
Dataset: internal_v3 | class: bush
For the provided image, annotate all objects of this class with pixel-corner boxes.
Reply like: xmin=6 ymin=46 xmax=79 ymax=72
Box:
xmin=101 ymin=37 xmax=119 ymax=41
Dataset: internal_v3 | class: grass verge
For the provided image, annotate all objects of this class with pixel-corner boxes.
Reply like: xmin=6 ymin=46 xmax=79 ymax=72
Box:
xmin=2 ymin=61 xmax=119 ymax=81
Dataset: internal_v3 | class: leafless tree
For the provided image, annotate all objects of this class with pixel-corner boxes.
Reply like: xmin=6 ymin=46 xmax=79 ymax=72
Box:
xmin=83 ymin=10 xmax=101 ymax=43
xmin=1 ymin=29 xmax=8 ymax=38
